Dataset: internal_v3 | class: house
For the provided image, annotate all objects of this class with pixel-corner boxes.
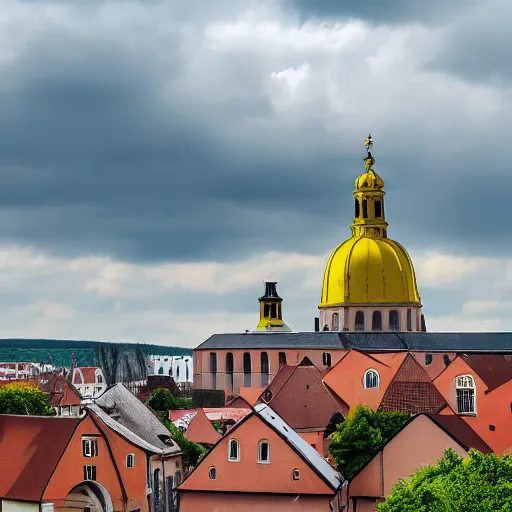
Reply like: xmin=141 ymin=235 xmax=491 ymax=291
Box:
xmin=72 ymin=367 xmax=107 ymax=400
xmin=344 ymin=413 xmax=492 ymax=511
xmin=92 ymin=383 xmax=183 ymax=510
xmin=258 ymin=357 xmax=341 ymax=456
xmin=178 ymin=403 xmax=343 ymax=512
xmin=0 ymin=412 xmax=149 ymax=512
xmin=51 ymin=380 xmax=84 ymax=417
xmin=433 ymin=353 xmax=512 ymax=453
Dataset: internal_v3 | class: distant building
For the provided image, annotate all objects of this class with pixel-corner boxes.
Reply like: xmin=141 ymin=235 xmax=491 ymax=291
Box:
xmin=149 ymin=355 xmax=193 ymax=384
xmin=72 ymin=366 xmax=107 ymax=399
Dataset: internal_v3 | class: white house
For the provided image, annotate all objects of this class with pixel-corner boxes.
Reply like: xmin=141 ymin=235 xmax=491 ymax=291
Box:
xmin=72 ymin=367 xmax=107 ymax=399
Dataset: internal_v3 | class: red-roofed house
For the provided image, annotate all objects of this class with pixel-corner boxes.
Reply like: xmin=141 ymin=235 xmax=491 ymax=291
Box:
xmin=344 ymin=413 xmax=492 ymax=511
xmin=72 ymin=367 xmax=107 ymax=400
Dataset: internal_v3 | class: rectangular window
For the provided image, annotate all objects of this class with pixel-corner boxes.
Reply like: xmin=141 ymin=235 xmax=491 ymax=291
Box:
xmin=82 ymin=438 xmax=98 ymax=457
xmin=126 ymin=453 xmax=135 ymax=468
xmin=456 ymin=388 xmax=475 ymax=414
xmin=83 ymin=465 xmax=97 ymax=480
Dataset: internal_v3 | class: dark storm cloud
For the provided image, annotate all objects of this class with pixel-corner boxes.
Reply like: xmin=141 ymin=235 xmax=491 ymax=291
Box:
xmin=0 ymin=0 xmax=509 ymax=266
xmin=286 ymin=0 xmax=479 ymax=24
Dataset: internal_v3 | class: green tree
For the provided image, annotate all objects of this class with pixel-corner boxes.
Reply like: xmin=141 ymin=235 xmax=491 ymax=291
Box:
xmin=0 ymin=382 xmax=55 ymax=416
xmin=161 ymin=415 xmax=206 ymax=468
xmin=378 ymin=449 xmax=512 ymax=512
xmin=329 ymin=405 xmax=408 ymax=480
xmin=147 ymin=388 xmax=192 ymax=411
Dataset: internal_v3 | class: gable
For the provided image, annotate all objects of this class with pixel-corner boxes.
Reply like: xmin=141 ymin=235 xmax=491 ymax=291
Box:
xmin=185 ymin=409 xmax=221 ymax=445
xmin=379 ymin=354 xmax=447 ymax=414
xmin=265 ymin=366 xmax=340 ymax=430
xmin=179 ymin=415 xmax=333 ymax=495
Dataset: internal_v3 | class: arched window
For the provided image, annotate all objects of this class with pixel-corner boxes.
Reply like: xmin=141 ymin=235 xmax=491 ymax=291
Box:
xmin=208 ymin=467 xmax=216 ymax=480
xmin=257 ymin=439 xmax=270 ymax=464
xmin=261 ymin=352 xmax=270 ymax=387
xmin=158 ymin=367 xmax=164 ymax=375
xmin=228 ymin=439 xmax=240 ymax=462
xmin=243 ymin=353 xmax=251 ymax=387
xmin=126 ymin=453 xmax=135 ymax=468
xmin=176 ymin=366 xmax=180 ymax=380
xmin=355 ymin=311 xmax=365 ymax=331
xmin=389 ymin=310 xmax=399 ymax=331
xmin=455 ymin=375 xmax=476 ymax=414
xmin=323 ymin=352 xmax=332 ymax=367
xmin=278 ymin=352 xmax=287 ymax=368
xmin=331 ymin=312 xmax=339 ymax=331
xmin=421 ymin=314 xmax=427 ymax=332
xmin=95 ymin=374 xmax=103 ymax=384
xmin=168 ymin=368 xmax=172 ymax=377
xmin=362 ymin=199 xmax=368 ymax=219
xmin=355 ymin=198 xmax=360 ymax=218
xmin=210 ymin=352 xmax=217 ymax=388
xmin=407 ymin=309 xmax=412 ymax=331
xmin=226 ymin=353 xmax=234 ymax=390
xmin=292 ymin=469 xmax=300 ymax=480
xmin=363 ymin=369 xmax=380 ymax=388
xmin=185 ymin=360 xmax=190 ymax=381
xmin=374 ymin=200 xmax=382 ymax=218
xmin=372 ymin=311 xmax=382 ymax=331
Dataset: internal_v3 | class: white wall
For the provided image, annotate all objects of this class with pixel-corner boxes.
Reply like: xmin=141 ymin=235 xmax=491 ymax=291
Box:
xmin=149 ymin=356 xmax=193 ymax=383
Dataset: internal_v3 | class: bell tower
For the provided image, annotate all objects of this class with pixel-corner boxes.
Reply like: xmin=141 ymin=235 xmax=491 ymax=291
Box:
xmin=254 ymin=281 xmax=292 ymax=332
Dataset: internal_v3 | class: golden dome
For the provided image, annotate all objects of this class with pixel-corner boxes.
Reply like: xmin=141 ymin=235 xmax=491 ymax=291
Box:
xmin=319 ymin=135 xmax=421 ymax=308
xmin=319 ymin=236 xmax=421 ymax=306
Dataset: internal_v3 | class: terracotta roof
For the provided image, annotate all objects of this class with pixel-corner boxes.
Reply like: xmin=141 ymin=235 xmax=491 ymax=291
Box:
xmin=184 ymin=409 xmax=221 ymax=446
xmin=461 ymin=354 xmax=512 ymax=393
xmin=262 ymin=359 xmax=340 ymax=430
xmin=238 ymin=386 xmax=264 ymax=406
xmin=0 ymin=415 xmax=79 ymax=501
xmin=379 ymin=354 xmax=447 ymax=415
xmin=60 ymin=381 xmax=83 ymax=406
xmin=428 ymin=414 xmax=493 ymax=454
xmin=263 ymin=365 xmax=295 ymax=397
xmin=73 ymin=367 xmax=99 ymax=385
xmin=224 ymin=396 xmax=252 ymax=409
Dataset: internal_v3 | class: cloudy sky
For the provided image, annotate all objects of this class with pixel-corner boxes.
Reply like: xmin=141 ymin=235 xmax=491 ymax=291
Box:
xmin=0 ymin=0 xmax=510 ymax=348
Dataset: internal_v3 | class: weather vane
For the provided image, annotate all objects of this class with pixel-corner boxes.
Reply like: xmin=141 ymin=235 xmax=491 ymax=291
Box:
xmin=363 ymin=134 xmax=375 ymax=171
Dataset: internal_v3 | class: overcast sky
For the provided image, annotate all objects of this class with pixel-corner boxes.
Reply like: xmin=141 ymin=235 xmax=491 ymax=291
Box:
xmin=0 ymin=0 xmax=510 ymax=348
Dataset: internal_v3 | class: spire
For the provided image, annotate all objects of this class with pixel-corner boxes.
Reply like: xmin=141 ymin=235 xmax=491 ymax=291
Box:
xmin=351 ymin=134 xmax=388 ymax=238
xmin=254 ymin=281 xmax=291 ymax=332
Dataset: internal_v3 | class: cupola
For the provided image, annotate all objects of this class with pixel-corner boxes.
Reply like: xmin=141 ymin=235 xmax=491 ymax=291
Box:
xmin=254 ymin=281 xmax=291 ymax=332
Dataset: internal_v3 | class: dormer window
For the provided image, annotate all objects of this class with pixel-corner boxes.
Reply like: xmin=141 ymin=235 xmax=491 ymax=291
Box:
xmin=363 ymin=369 xmax=380 ymax=389
xmin=95 ymin=374 xmax=103 ymax=384
xmin=228 ymin=439 xmax=240 ymax=462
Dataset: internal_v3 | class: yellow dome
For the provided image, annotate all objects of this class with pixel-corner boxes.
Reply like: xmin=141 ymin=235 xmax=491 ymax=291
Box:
xmin=319 ymin=236 xmax=421 ymax=306
xmin=355 ymin=169 xmax=384 ymax=191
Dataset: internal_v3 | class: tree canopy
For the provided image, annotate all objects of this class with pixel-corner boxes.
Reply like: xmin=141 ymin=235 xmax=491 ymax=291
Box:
xmin=0 ymin=382 xmax=55 ymax=416
xmin=147 ymin=388 xmax=192 ymax=411
xmin=378 ymin=448 xmax=512 ymax=511
xmin=329 ymin=404 xmax=409 ymax=480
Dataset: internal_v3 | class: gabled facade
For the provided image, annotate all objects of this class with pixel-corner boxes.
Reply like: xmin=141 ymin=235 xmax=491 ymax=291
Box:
xmin=73 ymin=367 xmax=107 ymax=400
xmin=345 ymin=413 xmax=492 ymax=512
xmin=178 ymin=404 xmax=342 ymax=512
xmin=259 ymin=358 xmax=341 ymax=455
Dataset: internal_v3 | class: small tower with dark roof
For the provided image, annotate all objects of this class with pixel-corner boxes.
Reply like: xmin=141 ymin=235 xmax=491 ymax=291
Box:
xmin=254 ymin=281 xmax=292 ymax=332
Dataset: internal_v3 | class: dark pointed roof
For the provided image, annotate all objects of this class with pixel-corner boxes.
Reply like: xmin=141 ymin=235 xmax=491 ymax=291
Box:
xmin=461 ymin=354 xmax=512 ymax=393
xmin=260 ymin=358 xmax=341 ymax=430
xmin=379 ymin=354 xmax=447 ymax=414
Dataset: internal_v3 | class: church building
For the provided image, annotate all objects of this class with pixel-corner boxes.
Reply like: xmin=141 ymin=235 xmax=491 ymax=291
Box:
xmin=193 ymin=136 xmax=512 ymax=396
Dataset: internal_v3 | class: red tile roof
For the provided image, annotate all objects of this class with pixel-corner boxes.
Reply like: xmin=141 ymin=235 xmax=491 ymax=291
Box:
xmin=0 ymin=415 xmax=80 ymax=501
xmin=185 ymin=409 xmax=221 ymax=446
xmin=74 ymin=367 xmax=98 ymax=385
xmin=428 ymin=414 xmax=493 ymax=454
xmin=379 ymin=354 xmax=447 ymax=415
xmin=262 ymin=359 xmax=340 ymax=430
xmin=461 ymin=354 xmax=512 ymax=393
xmin=238 ymin=386 xmax=264 ymax=406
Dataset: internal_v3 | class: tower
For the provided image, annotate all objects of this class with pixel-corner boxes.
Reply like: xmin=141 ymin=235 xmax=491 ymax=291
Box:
xmin=254 ymin=281 xmax=292 ymax=332
xmin=318 ymin=135 xmax=426 ymax=333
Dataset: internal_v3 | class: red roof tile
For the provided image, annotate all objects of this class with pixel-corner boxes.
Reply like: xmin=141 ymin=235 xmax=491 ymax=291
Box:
xmin=74 ymin=367 xmax=98 ymax=385
xmin=262 ymin=359 xmax=341 ymax=430
xmin=428 ymin=414 xmax=493 ymax=454
xmin=379 ymin=354 xmax=447 ymax=415
xmin=461 ymin=354 xmax=512 ymax=393
xmin=185 ymin=409 xmax=221 ymax=446
xmin=0 ymin=415 xmax=79 ymax=501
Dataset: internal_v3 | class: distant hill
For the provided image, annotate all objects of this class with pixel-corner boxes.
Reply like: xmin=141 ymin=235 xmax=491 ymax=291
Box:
xmin=0 ymin=338 xmax=192 ymax=367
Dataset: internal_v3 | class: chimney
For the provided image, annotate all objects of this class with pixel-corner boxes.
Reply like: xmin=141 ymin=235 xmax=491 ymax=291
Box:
xmin=314 ymin=317 xmax=320 ymax=332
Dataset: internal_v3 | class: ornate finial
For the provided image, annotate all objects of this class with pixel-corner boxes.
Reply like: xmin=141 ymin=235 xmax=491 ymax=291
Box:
xmin=364 ymin=133 xmax=375 ymax=171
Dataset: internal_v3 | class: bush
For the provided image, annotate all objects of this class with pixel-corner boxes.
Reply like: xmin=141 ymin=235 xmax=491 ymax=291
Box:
xmin=0 ymin=382 xmax=55 ymax=416
xmin=378 ymin=449 xmax=512 ymax=511
xmin=329 ymin=405 xmax=408 ymax=480
xmin=147 ymin=388 xmax=192 ymax=411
